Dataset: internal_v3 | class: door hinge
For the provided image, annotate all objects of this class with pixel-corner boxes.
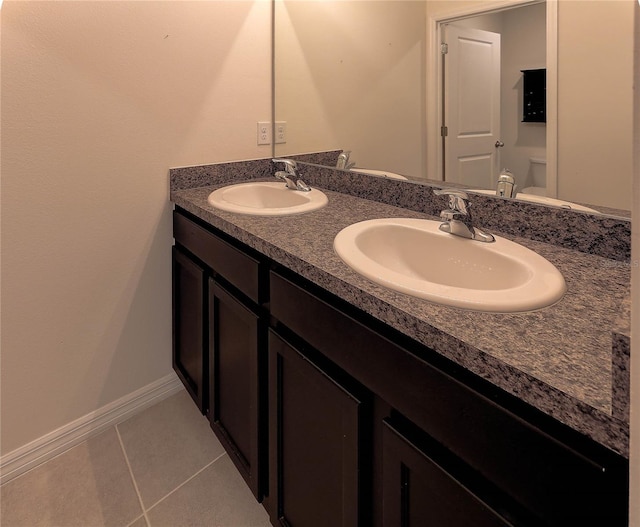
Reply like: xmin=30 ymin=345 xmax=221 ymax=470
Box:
xmin=441 ymin=43 xmax=448 ymax=54
xmin=441 ymin=126 xmax=448 ymax=137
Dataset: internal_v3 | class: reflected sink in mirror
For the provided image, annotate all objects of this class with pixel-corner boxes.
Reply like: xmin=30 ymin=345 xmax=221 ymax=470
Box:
xmin=208 ymin=182 xmax=328 ymax=216
xmin=334 ymin=218 xmax=566 ymax=313
xmin=469 ymin=189 xmax=601 ymax=214
xmin=350 ymin=168 xmax=408 ymax=180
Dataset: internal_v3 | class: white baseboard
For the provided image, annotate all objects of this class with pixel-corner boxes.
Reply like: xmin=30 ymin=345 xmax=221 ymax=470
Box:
xmin=0 ymin=372 xmax=184 ymax=486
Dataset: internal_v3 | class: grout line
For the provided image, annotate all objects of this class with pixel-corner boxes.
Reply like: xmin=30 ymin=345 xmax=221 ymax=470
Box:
xmin=124 ymin=515 xmax=147 ymax=527
xmin=144 ymin=452 xmax=228 ymax=513
xmin=116 ymin=424 xmax=151 ymax=527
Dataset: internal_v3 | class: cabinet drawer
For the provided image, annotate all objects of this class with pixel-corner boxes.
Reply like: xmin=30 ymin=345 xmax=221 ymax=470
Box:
xmin=270 ymin=270 xmax=627 ymax=525
xmin=173 ymin=210 xmax=263 ymax=304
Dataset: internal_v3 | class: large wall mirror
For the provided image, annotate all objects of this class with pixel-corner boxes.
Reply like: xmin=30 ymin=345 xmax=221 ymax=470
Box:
xmin=274 ymin=0 xmax=635 ymax=216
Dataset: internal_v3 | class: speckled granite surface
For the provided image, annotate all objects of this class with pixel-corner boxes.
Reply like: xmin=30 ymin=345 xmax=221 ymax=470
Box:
xmin=171 ymin=159 xmax=631 ymax=260
xmin=170 ymin=158 xmax=273 ymax=191
xmin=293 ymin=164 xmax=632 ymax=262
xmin=169 ymin=153 xmax=342 ymax=192
xmin=612 ymin=290 xmax=632 ymax=423
xmin=286 ymin=150 xmax=342 ymax=166
xmin=169 ymin=159 xmax=632 ymax=457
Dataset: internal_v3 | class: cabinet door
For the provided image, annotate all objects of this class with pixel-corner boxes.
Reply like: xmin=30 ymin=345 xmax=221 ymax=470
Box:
xmin=209 ymin=280 xmax=264 ymax=500
xmin=268 ymin=330 xmax=365 ymax=527
xmin=382 ymin=420 xmax=512 ymax=527
xmin=172 ymin=247 xmax=207 ymax=413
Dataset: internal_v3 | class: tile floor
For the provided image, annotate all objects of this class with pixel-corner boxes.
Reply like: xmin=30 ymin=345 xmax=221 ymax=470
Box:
xmin=0 ymin=390 xmax=272 ymax=527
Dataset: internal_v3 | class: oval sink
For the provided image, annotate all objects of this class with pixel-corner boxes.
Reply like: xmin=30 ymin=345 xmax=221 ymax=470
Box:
xmin=334 ymin=218 xmax=566 ymax=312
xmin=208 ymin=182 xmax=328 ymax=216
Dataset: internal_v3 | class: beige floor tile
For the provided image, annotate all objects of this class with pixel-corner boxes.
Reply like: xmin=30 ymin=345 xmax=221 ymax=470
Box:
xmin=127 ymin=515 xmax=148 ymax=527
xmin=117 ymin=390 xmax=224 ymax=508
xmin=0 ymin=427 xmax=142 ymax=527
xmin=146 ymin=455 xmax=271 ymax=527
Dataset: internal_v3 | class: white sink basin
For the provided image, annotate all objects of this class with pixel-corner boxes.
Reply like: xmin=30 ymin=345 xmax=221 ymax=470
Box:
xmin=208 ymin=182 xmax=328 ymax=216
xmin=470 ymin=189 xmax=600 ymax=214
xmin=334 ymin=218 xmax=566 ymax=312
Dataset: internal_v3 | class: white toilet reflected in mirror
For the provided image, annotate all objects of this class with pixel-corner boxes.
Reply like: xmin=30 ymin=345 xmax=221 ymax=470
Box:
xmin=522 ymin=157 xmax=547 ymax=196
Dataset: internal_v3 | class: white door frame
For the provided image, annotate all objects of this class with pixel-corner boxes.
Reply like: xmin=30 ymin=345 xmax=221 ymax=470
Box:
xmin=426 ymin=0 xmax=557 ymax=197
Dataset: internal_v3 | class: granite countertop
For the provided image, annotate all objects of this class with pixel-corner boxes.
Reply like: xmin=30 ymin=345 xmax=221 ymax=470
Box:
xmin=171 ymin=181 xmax=630 ymax=457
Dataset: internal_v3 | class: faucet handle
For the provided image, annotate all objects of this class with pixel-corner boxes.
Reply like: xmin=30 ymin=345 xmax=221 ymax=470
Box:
xmin=433 ymin=188 xmax=494 ymax=242
xmin=272 ymin=158 xmax=311 ymax=191
xmin=272 ymin=158 xmax=297 ymax=175
xmin=274 ymin=170 xmax=289 ymax=182
xmin=433 ymin=188 xmax=470 ymax=214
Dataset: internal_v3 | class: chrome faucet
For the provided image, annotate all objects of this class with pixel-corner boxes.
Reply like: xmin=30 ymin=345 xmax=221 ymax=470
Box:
xmin=272 ymin=158 xmax=311 ymax=191
xmin=336 ymin=151 xmax=355 ymax=170
xmin=433 ymin=189 xmax=495 ymax=243
xmin=496 ymin=169 xmax=517 ymax=198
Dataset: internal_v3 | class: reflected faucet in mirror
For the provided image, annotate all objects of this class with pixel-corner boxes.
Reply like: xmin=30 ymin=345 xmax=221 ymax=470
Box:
xmin=336 ymin=151 xmax=355 ymax=170
xmin=497 ymin=169 xmax=517 ymax=198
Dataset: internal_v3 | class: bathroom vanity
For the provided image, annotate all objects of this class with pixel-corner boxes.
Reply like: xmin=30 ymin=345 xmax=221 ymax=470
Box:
xmin=170 ymin=160 xmax=630 ymax=526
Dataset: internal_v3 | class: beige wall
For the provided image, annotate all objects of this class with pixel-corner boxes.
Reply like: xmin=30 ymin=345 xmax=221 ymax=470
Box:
xmin=274 ymin=0 xmax=427 ymax=178
xmin=1 ymin=0 xmax=271 ymax=455
xmin=557 ymin=0 xmax=634 ymax=209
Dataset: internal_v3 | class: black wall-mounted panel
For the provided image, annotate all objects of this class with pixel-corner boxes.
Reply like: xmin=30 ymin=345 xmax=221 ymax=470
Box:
xmin=522 ymin=69 xmax=546 ymax=123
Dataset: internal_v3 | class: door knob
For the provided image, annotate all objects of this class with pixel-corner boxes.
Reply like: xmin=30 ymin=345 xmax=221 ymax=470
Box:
xmin=495 ymin=140 xmax=505 ymax=148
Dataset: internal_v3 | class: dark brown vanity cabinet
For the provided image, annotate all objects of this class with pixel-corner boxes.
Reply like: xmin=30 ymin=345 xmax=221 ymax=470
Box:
xmin=172 ymin=209 xmax=268 ymax=501
xmin=173 ymin=207 xmax=628 ymax=526
xmin=269 ymin=269 xmax=629 ymax=527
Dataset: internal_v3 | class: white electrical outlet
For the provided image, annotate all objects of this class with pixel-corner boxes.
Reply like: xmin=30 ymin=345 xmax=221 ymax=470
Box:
xmin=257 ymin=121 xmax=271 ymax=145
xmin=275 ymin=121 xmax=287 ymax=144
